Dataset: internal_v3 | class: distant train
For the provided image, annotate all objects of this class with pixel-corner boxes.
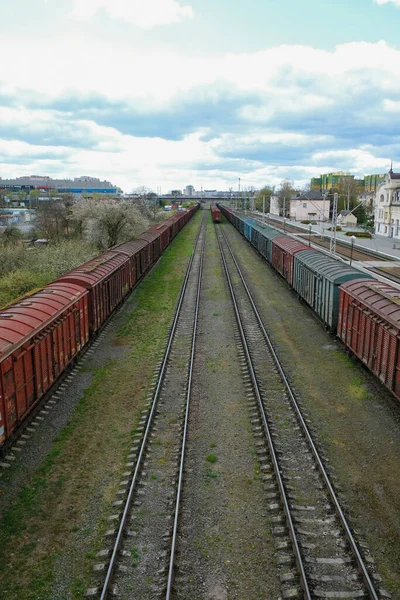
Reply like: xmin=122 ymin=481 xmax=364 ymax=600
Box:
xmin=0 ymin=205 xmax=199 ymax=454
xmin=219 ymin=205 xmax=400 ymax=403
xmin=210 ymin=204 xmax=221 ymax=223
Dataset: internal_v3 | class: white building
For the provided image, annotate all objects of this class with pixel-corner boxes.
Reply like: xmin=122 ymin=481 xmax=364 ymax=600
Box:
xmin=185 ymin=185 xmax=195 ymax=196
xmin=289 ymin=191 xmax=330 ymax=222
xmin=337 ymin=210 xmax=357 ymax=226
xmin=269 ymin=195 xmax=280 ymax=216
xmin=374 ymin=169 xmax=400 ymax=237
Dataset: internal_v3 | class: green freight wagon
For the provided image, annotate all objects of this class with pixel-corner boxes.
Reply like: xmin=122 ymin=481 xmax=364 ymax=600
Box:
xmin=293 ymin=250 xmax=374 ymax=331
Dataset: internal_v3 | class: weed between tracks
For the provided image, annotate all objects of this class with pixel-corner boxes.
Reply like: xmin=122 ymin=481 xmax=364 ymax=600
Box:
xmin=0 ymin=211 xmax=202 ymax=600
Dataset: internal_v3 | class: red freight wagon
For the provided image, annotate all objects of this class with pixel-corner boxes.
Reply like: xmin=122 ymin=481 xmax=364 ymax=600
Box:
xmin=0 ymin=282 xmax=89 ymax=445
xmin=211 ymin=204 xmax=221 ymax=223
xmin=338 ymin=279 xmax=400 ymax=400
xmin=149 ymin=221 xmax=170 ymax=252
xmin=271 ymin=237 xmax=311 ymax=286
xmin=113 ymin=239 xmax=150 ymax=287
xmin=56 ymin=251 xmax=130 ymax=333
xmin=139 ymin=230 xmax=162 ymax=264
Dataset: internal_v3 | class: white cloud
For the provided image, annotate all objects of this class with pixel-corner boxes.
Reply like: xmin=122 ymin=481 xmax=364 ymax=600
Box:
xmin=1 ymin=34 xmax=400 ymax=189
xmin=70 ymin=0 xmax=194 ymax=28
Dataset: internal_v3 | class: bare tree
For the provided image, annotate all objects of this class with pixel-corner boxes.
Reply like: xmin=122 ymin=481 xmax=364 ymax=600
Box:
xmin=34 ymin=194 xmax=76 ymax=240
xmin=337 ymin=177 xmax=362 ymax=212
xmin=277 ymin=179 xmax=296 ymax=216
xmin=73 ymin=202 xmax=149 ymax=249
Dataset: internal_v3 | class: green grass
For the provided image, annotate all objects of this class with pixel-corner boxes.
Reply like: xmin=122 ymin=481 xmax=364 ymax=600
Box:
xmin=206 ymin=453 xmax=217 ymax=463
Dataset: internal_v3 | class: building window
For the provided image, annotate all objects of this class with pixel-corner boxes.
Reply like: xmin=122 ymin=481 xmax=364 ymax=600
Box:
xmin=303 ymin=203 xmax=307 ymax=208
xmin=380 ymin=194 xmax=384 ymax=203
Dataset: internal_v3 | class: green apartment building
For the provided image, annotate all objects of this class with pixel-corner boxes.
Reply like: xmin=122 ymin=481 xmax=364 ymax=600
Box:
xmin=311 ymin=172 xmax=385 ymax=192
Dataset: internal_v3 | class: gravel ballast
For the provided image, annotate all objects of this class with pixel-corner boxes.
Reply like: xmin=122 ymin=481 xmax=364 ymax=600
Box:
xmin=175 ymin=218 xmax=281 ymax=600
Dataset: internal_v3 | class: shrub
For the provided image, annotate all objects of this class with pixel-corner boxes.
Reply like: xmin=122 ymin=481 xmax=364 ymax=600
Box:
xmin=344 ymin=231 xmax=372 ymax=238
xmin=0 ymin=239 xmax=97 ymax=305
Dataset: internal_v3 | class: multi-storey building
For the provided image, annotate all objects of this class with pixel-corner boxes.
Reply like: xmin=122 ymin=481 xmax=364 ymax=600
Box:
xmin=0 ymin=175 xmax=119 ymax=195
xmin=374 ymin=169 xmax=400 ymax=237
xmin=311 ymin=172 xmax=385 ymax=193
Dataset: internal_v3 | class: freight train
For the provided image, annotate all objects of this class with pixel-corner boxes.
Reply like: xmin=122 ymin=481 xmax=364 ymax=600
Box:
xmin=0 ymin=205 xmax=199 ymax=453
xmin=219 ymin=205 xmax=400 ymax=403
xmin=210 ymin=204 xmax=221 ymax=223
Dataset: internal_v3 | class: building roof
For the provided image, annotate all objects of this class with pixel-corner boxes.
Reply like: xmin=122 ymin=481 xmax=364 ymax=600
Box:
xmin=291 ymin=190 xmax=327 ymax=201
xmin=0 ymin=175 xmax=118 ymax=190
xmin=338 ymin=210 xmax=353 ymax=216
xmin=389 ymin=169 xmax=400 ymax=180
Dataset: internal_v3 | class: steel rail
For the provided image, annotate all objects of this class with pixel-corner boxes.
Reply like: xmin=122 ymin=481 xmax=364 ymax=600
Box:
xmin=219 ymin=225 xmax=379 ymax=600
xmin=99 ymin=214 xmax=205 ymax=600
xmin=165 ymin=216 xmax=206 ymax=599
xmin=215 ymin=226 xmax=312 ymax=600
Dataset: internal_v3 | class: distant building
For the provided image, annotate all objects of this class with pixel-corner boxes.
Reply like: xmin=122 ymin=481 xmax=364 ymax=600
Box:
xmin=289 ymin=191 xmax=330 ymax=222
xmin=269 ymin=195 xmax=280 ymax=216
xmin=170 ymin=189 xmax=182 ymax=197
xmin=311 ymin=172 xmax=385 ymax=193
xmin=337 ymin=210 xmax=357 ymax=226
xmin=185 ymin=185 xmax=195 ymax=196
xmin=374 ymin=168 xmax=400 ymax=238
xmin=0 ymin=175 xmax=120 ymax=196
xmin=364 ymin=174 xmax=385 ymax=192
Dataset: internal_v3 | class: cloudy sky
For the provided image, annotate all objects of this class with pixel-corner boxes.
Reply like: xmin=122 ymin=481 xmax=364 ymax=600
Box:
xmin=1 ymin=0 xmax=400 ymax=192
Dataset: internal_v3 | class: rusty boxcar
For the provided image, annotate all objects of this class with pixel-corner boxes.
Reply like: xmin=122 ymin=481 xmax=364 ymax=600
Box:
xmin=338 ymin=279 xmax=400 ymax=399
xmin=271 ymin=236 xmax=312 ymax=286
xmin=0 ymin=282 xmax=89 ymax=445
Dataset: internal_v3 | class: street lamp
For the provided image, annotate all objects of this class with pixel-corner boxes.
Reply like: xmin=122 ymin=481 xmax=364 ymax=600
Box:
xmin=309 ymin=224 xmax=312 ymax=246
xmin=350 ymin=235 xmax=356 ymax=266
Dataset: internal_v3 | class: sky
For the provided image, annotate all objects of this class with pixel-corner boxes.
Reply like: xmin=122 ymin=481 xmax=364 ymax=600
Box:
xmin=1 ymin=0 xmax=400 ymax=192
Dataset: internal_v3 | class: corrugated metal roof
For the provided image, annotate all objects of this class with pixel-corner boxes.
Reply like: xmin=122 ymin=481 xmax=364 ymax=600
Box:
xmin=56 ymin=251 xmax=129 ymax=288
xmin=112 ymin=239 xmax=149 ymax=257
xmin=139 ymin=231 xmax=161 ymax=243
xmin=0 ymin=282 xmax=87 ymax=360
xmin=340 ymin=279 xmax=400 ymax=328
xmin=295 ymin=250 xmax=372 ymax=283
xmin=274 ymin=236 xmax=311 ymax=254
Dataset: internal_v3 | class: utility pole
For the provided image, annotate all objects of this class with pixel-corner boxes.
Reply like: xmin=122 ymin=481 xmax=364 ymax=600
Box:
xmin=263 ymin=195 xmax=265 ymax=220
xmin=330 ymin=192 xmax=338 ymax=256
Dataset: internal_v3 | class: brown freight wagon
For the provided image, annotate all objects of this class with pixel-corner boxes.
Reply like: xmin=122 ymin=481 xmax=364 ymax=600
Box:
xmin=56 ymin=251 xmax=131 ymax=333
xmin=0 ymin=282 xmax=89 ymax=446
xmin=149 ymin=221 xmax=170 ymax=252
xmin=338 ymin=278 xmax=400 ymax=400
xmin=271 ymin=237 xmax=312 ymax=286
xmin=113 ymin=239 xmax=150 ymax=288
xmin=211 ymin=204 xmax=222 ymax=223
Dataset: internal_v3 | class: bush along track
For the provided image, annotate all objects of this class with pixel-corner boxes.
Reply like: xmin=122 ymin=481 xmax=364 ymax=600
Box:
xmin=0 ymin=210 xmax=202 ymax=600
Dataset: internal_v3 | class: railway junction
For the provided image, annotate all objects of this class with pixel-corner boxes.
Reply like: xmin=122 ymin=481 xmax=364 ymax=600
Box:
xmin=1 ymin=207 xmax=400 ymax=600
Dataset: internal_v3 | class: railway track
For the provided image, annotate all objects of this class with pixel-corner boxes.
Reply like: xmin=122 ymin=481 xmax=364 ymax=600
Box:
xmin=215 ymin=224 xmax=385 ymax=600
xmin=87 ymin=213 xmax=206 ymax=600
